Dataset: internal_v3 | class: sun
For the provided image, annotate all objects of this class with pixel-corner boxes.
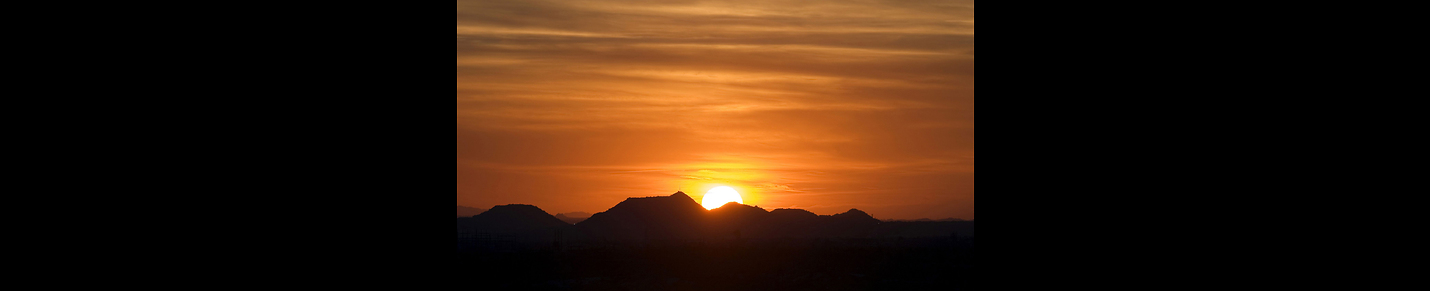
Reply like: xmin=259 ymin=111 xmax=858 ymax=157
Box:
xmin=701 ymin=186 xmax=745 ymax=210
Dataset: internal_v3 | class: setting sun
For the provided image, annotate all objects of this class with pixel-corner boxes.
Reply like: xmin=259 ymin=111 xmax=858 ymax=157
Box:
xmin=701 ymin=186 xmax=745 ymax=210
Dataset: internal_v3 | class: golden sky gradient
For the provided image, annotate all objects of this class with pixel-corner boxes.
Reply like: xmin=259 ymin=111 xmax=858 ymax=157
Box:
xmin=457 ymin=0 xmax=974 ymax=220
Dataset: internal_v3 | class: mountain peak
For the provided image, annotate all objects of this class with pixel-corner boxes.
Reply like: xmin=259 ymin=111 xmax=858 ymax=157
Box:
xmin=460 ymin=204 xmax=570 ymax=232
xmin=481 ymin=204 xmax=555 ymax=219
xmin=576 ymin=192 xmax=710 ymax=241
xmin=832 ymin=208 xmax=878 ymax=222
xmin=711 ymin=202 xmax=766 ymax=213
xmin=557 ymin=212 xmax=592 ymax=218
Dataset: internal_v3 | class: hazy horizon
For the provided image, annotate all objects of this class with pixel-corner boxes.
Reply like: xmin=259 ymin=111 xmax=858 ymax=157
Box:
xmin=457 ymin=200 xmax=970 ymax=221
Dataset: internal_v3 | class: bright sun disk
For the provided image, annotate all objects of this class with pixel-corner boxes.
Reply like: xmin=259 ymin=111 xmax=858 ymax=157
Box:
xmin=701 ymin=186 xmax=744 ymax=210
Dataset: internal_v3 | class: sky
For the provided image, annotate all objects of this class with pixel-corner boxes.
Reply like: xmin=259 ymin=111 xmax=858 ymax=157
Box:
xmin=456 ymin=0 xmax=974 ymax=220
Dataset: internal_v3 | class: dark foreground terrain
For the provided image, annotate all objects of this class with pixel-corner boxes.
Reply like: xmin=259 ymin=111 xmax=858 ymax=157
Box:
xmin=458 ymin=193 xmax=974 ymax=290
xmin=457 ymin=237 xmax=974 ymax=291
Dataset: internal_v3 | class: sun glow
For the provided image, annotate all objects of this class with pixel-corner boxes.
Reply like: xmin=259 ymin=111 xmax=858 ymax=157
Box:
xmin=701 ymin=186 xmax=745 ymax=210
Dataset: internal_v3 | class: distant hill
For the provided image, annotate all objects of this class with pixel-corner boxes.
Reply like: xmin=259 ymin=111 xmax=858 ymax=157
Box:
xmin=457 ymin=206 xmax=486 ymax=217
xmin=554 ymin=212 xmax=592 ymax=225
xmin=559 ymin=212 xmax=593 ymax=218
xmin=575 ymin=192 xmax=709 ymax=241
xmin=457 ymin=204 xmax=573 ymax=249
xmin=707 ymin=205 xmax=884 ymax=239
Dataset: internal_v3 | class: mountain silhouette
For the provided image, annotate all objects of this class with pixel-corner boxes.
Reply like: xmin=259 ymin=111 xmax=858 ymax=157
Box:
xmin=708 ymin=202 xmax=770 ymax=238
xmin=469 ymin=204 xmax=568 ymax=229
xmin=456 ymin=204 xmax=572 ymax=249
xmin=832 ymin=209 xmax=877 ymax=222
xmin=575 ymin=191 xmax=709 ymax=242
xmin=456 ymin=197 xmax=976 ymax=290
xmin=457 ymin=192 xmax=974 ymax=249
xmin=768 ymin=208 xmax=820 ymax=221
xmin=456 ymin=206 xmax=486 ymax=217
xmin=553 ymin=212 xmax=592 ymax=225
xmin=559 ymin=212 xmax=593 ymax=218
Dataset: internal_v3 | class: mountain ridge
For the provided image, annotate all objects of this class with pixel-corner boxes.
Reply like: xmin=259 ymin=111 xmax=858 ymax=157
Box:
xmin=458 ymin=192 xmax=973 ymax=247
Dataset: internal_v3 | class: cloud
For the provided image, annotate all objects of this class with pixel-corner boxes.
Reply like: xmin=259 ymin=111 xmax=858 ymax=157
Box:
xmin=758 ymin=183 xmax=797 ymax=192
xmin=457 ymin=0 xmax=975 ymax=220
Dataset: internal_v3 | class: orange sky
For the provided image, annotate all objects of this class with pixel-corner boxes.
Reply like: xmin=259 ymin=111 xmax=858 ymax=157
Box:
xmin=456 ymin=0 xmax=974 ymax=220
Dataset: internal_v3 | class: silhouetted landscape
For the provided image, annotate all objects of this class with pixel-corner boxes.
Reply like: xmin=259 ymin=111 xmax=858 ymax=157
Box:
xmin=457 ymin=192 xmax=975 ymax=290
xmin=457 ymin=0 xmax=975 ymax=287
